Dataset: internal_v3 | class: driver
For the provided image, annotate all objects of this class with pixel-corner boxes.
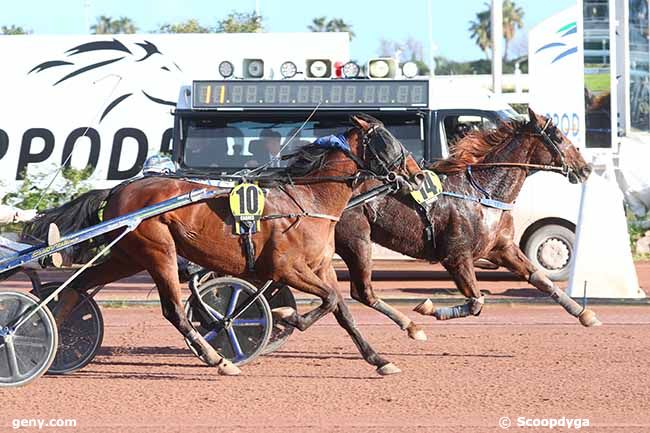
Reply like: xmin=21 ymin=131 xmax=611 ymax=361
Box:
xmin=249 ymin=129 xmax=284 ymax=168
xmin=0 ymin=205 xmax=62 ymax=268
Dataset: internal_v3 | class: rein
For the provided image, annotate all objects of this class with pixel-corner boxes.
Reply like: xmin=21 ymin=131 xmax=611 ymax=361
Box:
xmin=469 ymin=162 xmax=568 ymax=173
xmin=469 ymin=119 xmax=568 ymax=175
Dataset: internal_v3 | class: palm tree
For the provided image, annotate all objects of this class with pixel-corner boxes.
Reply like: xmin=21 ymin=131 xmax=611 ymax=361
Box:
xmin=308 ymin=17 xmax=327 ymax=32
xmin=308 ymin=16 xmax=355 ymax=40
xmin=502 ymin=0 xmax=524 ymax=61
xmin=91 ymin=15 xmax=137 ymax=34
xmin=468 ymin=1 xmax=524 ymax=61
xmin=468 ymin=7 xmax=492 ymax=59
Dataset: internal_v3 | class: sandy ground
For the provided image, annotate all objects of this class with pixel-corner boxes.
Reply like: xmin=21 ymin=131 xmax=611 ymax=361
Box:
xmin=3 ymin=260 xmax=649 ymax=302
xmin=2 ymin=303 xmax=650 ymax=433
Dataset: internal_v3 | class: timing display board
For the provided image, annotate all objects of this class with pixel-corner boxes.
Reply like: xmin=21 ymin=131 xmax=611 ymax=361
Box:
xmin=191 ymin=80 xmax=428 ymax=109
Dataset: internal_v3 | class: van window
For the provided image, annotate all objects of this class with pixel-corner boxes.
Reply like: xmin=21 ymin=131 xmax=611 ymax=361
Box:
xmin=181 ymin=113 xmax=424 ymax=169
xmin=440 ymin=113 xmax=496 ymax=151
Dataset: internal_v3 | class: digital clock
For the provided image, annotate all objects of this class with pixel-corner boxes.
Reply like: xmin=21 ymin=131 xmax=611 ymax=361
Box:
xmin=191 ymin=80 xmax=428 ymax=109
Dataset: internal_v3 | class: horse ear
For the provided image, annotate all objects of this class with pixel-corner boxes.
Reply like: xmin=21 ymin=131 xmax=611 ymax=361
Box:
xmin=350 ymin=114 xmax=371 ymax=131
xmin=527 ymin=107 xmax=541 ymax=125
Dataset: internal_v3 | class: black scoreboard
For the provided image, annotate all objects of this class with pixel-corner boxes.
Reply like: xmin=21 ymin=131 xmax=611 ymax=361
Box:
xmin=191 ymin=80 xmax=428 ymax=109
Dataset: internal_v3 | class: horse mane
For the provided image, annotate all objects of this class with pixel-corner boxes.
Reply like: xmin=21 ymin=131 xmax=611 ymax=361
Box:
xmin=280 ymin=128 xmax=359 ymax=177
xmin=282 ymin=144 xmax=334 ymax=176
xmin=429 ymin=119 xmax=527 ymax=174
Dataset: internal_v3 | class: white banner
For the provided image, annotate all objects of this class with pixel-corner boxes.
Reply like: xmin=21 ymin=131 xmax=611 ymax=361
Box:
xmin=0 ymin=33 xmax=349 ymax=192
xmin=528 ymin=5 xmax=585 ymax=148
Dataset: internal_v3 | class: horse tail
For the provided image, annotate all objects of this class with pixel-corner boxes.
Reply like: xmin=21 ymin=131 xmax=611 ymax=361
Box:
xmin=21 ymin=188 xmax=111 ymax=244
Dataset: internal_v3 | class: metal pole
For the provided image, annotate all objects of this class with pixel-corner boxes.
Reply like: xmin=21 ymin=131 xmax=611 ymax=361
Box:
xmin=491 ymin=0 xmax=503 ymax=94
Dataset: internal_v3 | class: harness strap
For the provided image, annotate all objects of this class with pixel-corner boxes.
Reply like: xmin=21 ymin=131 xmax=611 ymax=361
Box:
xmin=466 ymin=166 xmax=491 ymax=199
xmin=441 ymin=191 xmax=514 ymax=211
xmin=260 ymin=212 xmax=339 ymax=222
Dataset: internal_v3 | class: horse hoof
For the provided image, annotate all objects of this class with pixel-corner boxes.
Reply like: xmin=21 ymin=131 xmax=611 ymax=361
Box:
xmin=376 ymin=363 xmax=401 ymax=376
xmin=579 ymin=309 xmax=602 ymax=327
xmin=218 ymin=360 xmax=241 ymax=376
xmin=272 ymin=307 xmax=296 ymax=320
xmin=407 ymin=324 xmax=427 ymax=341
xmin=413 ymin=299 xmax=435 ymax=316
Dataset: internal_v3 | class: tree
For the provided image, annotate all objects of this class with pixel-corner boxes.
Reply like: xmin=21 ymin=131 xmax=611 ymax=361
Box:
xmin=215 ymin=11 xmax=262 ymax=33
xmin=91 ymin=15 xmax=138 ymax=34
xmin=308 ymin=16 xmax=355 ymax=40
xmin=1 ymin=25 xmax=31 ymax=35
xmin=308 ymin=16 xmax=327 ymax=32
xmin=468 ymin=0 xmax=524 ymax=61
xmin=468 ymin=7 xmax=492 ymax=59
xmin=158 ymin=19 xmax=210 ymax=33
xmin=502 ymin=0 xmax=524 ymax=61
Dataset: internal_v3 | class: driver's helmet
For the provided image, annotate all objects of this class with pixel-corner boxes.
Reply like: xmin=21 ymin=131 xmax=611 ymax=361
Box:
xmin=142 ymin=154 xmax=176 ymax=176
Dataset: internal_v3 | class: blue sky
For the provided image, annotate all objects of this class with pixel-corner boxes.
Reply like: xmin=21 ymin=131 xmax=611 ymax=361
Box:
xmin=4 ymin=0 xmax=575 ymax=61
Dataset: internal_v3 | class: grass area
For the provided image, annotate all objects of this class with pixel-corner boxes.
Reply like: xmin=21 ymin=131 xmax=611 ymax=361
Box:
xmin=585 ymin=73 xmax=611 ymax=92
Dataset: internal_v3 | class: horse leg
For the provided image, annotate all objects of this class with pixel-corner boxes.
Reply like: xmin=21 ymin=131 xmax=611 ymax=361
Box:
xmin=337 ymin=226 xmax=426 ymax=341
xmin=413 ymin=255 xmax=485 ymax=320
xmin=323 ymin=265 xmax=401 ymax=375
xmin=144 ymin=253 xmax=241 ymax=375
xmin=271 ymin=262 xmax=341 ymax=332
xmin=487 ymin=242 xmax=601 ymax=327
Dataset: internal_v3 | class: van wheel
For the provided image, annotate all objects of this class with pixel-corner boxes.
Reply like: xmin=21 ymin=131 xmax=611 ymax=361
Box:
xmin=523 ymin=224 xmax=574 ymax=282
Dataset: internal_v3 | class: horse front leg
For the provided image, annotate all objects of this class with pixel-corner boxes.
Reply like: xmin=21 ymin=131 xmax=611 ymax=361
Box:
xmin=324 ymin=265 xmax=401 ymax=375
xmin=413 ymin=254 xmax=485 ymax=320
xmin=271 ymin=262 xmax=340 ymax=331
xmin=336 ymin=223 xmax=426 ymax=341
xmin=487 ymin=242 xmax=601 ymax=327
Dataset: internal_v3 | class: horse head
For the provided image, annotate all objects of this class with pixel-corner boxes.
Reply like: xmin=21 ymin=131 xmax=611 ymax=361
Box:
xmin=348 ymin=113 xmax=424 ymax=189
xmin=527 ymin=108 xmax=592 ymax=184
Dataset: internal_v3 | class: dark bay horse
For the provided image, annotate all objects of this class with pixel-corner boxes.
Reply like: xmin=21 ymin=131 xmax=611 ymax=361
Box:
xmin=37 ymin=114 xmax=424 ymax=376
xmin=334 ymin=108 xmax=599 ymax=341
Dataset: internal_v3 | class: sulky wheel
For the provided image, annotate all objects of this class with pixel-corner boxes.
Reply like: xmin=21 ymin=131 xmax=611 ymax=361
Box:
xmin=261 ymin=283 xmax=296 ymax=355
xmin=185 ymin=277 xmax=272 ymax=366
xmin=32 ymin=283 xmax=104 ymax=375
xmin=0 ymin=291 xmax=58 ymax=387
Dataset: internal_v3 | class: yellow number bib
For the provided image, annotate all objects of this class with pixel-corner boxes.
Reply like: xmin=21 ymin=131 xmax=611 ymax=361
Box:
xmin=229 ymin=183 xmax=265 ymax=233
xmin=410 ymin=170 xmax=443 ymax=205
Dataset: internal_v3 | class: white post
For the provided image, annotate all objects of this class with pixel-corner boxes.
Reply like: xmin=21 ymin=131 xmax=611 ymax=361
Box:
xmin=491 ymin=0 xmax=503 ymax=94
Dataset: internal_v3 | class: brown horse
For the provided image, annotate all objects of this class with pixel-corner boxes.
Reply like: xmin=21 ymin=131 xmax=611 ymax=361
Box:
xmin=334 ymin=108 xmax=599 ymax=341
xmin=45 ymin=114 xmax=423 ymax=376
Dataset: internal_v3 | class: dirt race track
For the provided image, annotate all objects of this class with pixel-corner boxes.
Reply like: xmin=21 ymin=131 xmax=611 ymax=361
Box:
xmin=2 ymin=303 xmax=650 ymax=433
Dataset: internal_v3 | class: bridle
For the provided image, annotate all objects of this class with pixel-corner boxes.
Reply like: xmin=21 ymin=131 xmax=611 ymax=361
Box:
xmin=348 ymin=123 xmax=410 ymax=177
xmin=470 ymin=118 xmax=570 ymax=176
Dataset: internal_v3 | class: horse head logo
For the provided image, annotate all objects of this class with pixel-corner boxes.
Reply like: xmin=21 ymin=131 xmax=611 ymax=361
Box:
xmin=28 ymin=38 xmax=182 ymax=122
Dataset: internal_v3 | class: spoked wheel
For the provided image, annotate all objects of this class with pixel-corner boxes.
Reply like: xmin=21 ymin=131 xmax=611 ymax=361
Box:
xmin=0 ymin=291 xmax=58 ymax=387
xmin=32 ymin=283 xmax=104 ymax=375
xmin=261 ymin=283 xmax=296 ymax=355
xmin=185 ymin=277 xmax=272 ymax=366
